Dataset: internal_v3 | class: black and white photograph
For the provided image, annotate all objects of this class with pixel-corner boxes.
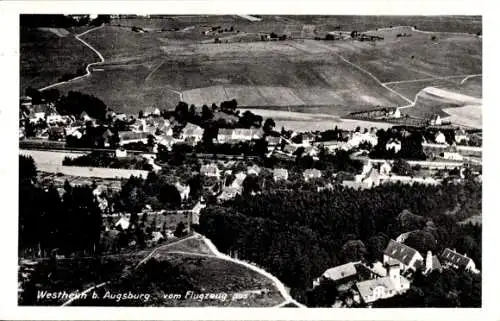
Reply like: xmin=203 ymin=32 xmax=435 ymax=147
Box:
xmin=3 ymin=0 xmax=490 ymax=316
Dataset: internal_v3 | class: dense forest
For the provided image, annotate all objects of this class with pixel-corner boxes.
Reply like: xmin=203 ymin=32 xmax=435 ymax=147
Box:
xmin=19 ymin=155 xmax=102 ymax=257
xmin=198 ymin=179 xmax=481 ymax=304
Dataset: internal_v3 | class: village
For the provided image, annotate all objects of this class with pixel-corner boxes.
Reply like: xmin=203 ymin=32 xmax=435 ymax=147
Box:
xmin=18 ymin=87 xmax=482 ymax=307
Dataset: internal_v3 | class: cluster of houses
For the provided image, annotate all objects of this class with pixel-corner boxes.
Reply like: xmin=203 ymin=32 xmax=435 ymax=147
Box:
xmin=312 ymin=237 xmax=479 ymax=307
xmin=342 ymin=160 xmax=440 ymax=190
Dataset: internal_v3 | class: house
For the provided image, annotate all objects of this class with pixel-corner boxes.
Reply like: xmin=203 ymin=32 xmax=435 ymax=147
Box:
xmin=301 ymin=132 xmax=316 ymax=146
xmin=442 ymin=151 xmax=464 ymax=161
xmin=440 ymin=248 xmax=480 ymax=274
xmin=181 ymin=123 xmax=204 ymax=145
xmin=303 ymin=168 xmax=322 ymax=182
xmin=388 ymin=107 xmax=402 ymax=119
xmin=454 ymin=129 xmax=469 ymax=144
xmin=118 ymin=131 xmax=149 ymax=146
xmin=151 ymin=231 xmax=164 ymax=243
xmin=265 ymin=135 xmax=281 ymax=148
xmin=217 ymin=128 xmax=264 ymax=144
xmin=175 ymin=182 xmax=190 ymax=201
xmin=158 ymin=135 xmax=175 ymax=150
xmin=273 ymin=168 xmax=288 ymax=181
xmin=66 ymin=127 xmax=83 ymax=139
xmin=347 ymin=132 xmax=378 ymax=148
xmin=79 ymin=111 xmax=93 ymax=122
xmin=115 ymin=148 xmax=127 ymax=158
xmin=130 ymin=118 xmax=147 ymax=132
xmin=354 ymin=262 xmax=410 ymax=305
xmin=383 ymin=239 xmax=424 ymax=272
xmin=200 ymin=163 xmax=221 ymax=178
xmin=115 ymin=216 xmax=130 ymax=230
xmin=379 ymin=162 xmax=392 ymax=176
xmin=101 ymin=129 xmax=114 ymax=147
xmin=46 ymin=113 xmax=64 ymax=125
xmin=429 ymin=114 xmax=442 ymax=126
xmin=304 ymin=146 xmax=319 ymax=159
xmin=434 ymin=131 xmax=447 ymax=144
xmin=385 ymin=139 xmax=402 ymax=153
xmin=231 ymin=172 xmax=247 ymax=188
xmin=247 ymin=164 xmax=261 ymax=176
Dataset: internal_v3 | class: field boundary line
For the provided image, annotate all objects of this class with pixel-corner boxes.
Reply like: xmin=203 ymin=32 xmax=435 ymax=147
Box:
xmin=39 ymin=25 xmax=105 ymax=91
xmin=384 ymin=73 xmax=482 ymax=85
xmin=372 ymin=25 xmax=480 ymax=37
xmin=330 ymin=51 xmax=413 ymax=105
xmin=145 ymin=59 xmax=166 ymax=82
xmin=460 ymin=74 xmax=482 ymax=85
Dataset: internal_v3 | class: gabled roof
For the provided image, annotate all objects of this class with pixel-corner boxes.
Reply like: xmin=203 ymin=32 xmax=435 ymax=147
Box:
xmin=383 ymin=239 xmax=421 ymax=266
xmin=118 ymin=131 xmax=149 ymax=141
xmin=441 ymin=248 xmax=473 ymax=268
xmin=322 ymin=261 xmax=360 ymax=282
xmin=182 ymin=123 xmax=204 ymax=136
xmin=303 ymin=168 xmax=322 ymax=178
xmin=356 ymin=276 xmax=396 ymax=302
xmin=200 ymin=163 xmax=220 ymax=175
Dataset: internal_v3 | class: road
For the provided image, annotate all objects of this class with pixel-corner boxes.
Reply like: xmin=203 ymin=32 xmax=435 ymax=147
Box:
xmin=199 ymin=233 xmax=306 ymax=308
xmin=39 ymin=25 xmax=105 ymax=91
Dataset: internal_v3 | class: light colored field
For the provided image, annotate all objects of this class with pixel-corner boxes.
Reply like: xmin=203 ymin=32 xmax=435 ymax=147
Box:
xmin=19 ymin=149 xmax=149 ymax=178
xmin=442 ymin=105 xmax=482 ymax=128
xmin=241 ymin=108 xmax=394 ymax=131
xmin=38 ymin=27 xmax=70 ymax=37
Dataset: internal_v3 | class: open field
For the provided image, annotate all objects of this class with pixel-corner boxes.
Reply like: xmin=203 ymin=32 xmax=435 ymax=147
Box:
xmin=20 ymin=27 xmax=95 ymax=92
xmin=23 ymin=16 xmax=481 ymax=119
xmin=241 ymin=108 xmax=394 ymax=131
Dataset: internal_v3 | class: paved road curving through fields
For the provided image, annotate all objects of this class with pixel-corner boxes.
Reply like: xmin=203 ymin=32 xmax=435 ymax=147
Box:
xmin=198 ymin=233 xmax=307 ymax=308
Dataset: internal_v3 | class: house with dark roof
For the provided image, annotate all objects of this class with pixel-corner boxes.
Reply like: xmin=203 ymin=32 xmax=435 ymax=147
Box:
xmin=383 ymin=239 xmax=424 ymax=272
xmin=440 ymin=248 xmax=479 ymax=274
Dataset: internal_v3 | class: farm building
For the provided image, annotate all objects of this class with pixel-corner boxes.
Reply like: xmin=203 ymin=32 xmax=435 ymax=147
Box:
xmin=383 ymin=239 xmax=424 ymax=272
xmin=217 ymin=128 xmax=264 ymax=144
xmin=440 ymin=248 xmax=480 ymax=274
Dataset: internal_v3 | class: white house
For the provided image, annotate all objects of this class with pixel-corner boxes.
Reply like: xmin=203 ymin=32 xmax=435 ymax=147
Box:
xmin=354 ymin=263 xmax=410 ymax=305
xmin=115 ymin=216 xmax=130 ymax=230
xmin=200 ymin=163 xmax=221 ymax=178
xmin=385 ymin=139 xmax=402 ymax=153
xmin=175 ymin=182 xmax=190 ymax=201
xmin=434 ymin=131 xmax=447 ymax=144
xmin=273 ymin=168 xmax=288 ymax=181
xmin=429 ymin=114 xmax=442 ymax=126
xmin=303 ymin=168 xmax=322 ymax=182
xmin=442 ymin=151 xmax=464 ymax=161
xmin=115 ymin=148 xmax=127 ymax=158
xmin=389 ymin=107 xmax=402 ymax=119
xmin=380 ymin=161 xmax=392 ymax=176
